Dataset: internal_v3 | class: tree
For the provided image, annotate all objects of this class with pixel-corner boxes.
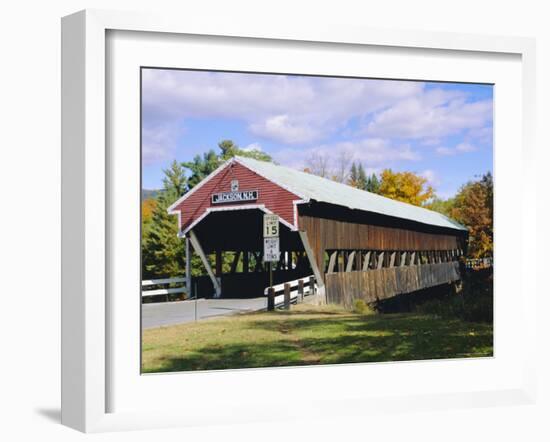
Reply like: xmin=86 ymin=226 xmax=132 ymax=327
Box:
xmin=141 ymin=198 xmax=157 ymax=238
xmin=162 ymin=160 xmax=187 ymax=197
xmin=334 ymin=150 xmax=353 ymax=183
xmin=183 ymin=150 xmax=221 ymax=190
xmin=426 ymin=197 xmax=455 ymax=217
xmin=451 ymin=172 xmax=493 ymax=258
xmin=305 ymin=152 xmax=330 ymax=178
xmin=184 ymin=140 xmax=273 ymax=190
xmin=218 ymin=139 xmax=272 ymax=162
xmin=481 ymin=171 xmax=493 ymax=223
xmin=365 ymin=173 xmax=380 ymax=194
xmin=141 ymin=161 xmax=187 ymax=279
xmin=348 ymin=162 xmax=359 ymax=188
xmin=378 ymin=169 xmax=434 ymax=206
xmin=357 ymin=164 xmax=368 ymax=191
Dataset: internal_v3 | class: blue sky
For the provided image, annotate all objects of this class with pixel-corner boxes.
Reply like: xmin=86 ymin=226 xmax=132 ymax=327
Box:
xmin=142 ymin=69 xmax=493 ymax=199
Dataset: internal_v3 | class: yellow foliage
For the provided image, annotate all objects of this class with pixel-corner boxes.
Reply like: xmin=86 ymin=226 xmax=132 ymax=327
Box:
xmin=142 ymin=198 xmax=157 ymax=223
xmin=378 ymin=169 xmax=434 ymax=207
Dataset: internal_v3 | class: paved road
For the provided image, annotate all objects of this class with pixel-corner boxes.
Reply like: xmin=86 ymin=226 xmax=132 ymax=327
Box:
xmin=142 ymin=297 xmax=267 ymax=329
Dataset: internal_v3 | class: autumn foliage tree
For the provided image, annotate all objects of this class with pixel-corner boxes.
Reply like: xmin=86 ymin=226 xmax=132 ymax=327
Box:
xmin=378 ymin=169 xmax=434 ymax=207
xmin=451 ymin=172 xmax=493 ymax=258
xmin=142 ymin=198 xmax=157 ymax=222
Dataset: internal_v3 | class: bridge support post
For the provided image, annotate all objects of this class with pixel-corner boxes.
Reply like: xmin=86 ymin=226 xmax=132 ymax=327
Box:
xmin=298 ymin=231 xmax=326 ymax=305
xmin=185 ymin=235 xmax=192 ymax=299
xmin=309 ymin=276 xmax=315 ymax=295
xmin=189 ymin=229 xmax=222 ymax=298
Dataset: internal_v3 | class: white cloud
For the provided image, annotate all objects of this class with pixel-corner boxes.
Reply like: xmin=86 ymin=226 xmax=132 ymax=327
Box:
xmin=435 ymin=146 xmax=455 ymax=156
xmin=420 ymin=137 xmax=442 ymax=146
xmin=436 ymin=142 xmax=477 ymax=157
xmin=365 ymin=88 xmax=493 ymax=140
xmin=467 ymin=126 xmax=493 ymax=145
xmin=249 ymin=115 xmax=319 ymax=144
xmin=142 ymin=123 xmax=181 ymax=165
xmin=142 ymin=69 xmax=424 ymax=145
xmin=456 ymin=142 xmax=476 ymax=153
xmin=142 ymin=69 xmax=493 ymax=159
xmin=420 ymin=169 xmax=440 ymax=187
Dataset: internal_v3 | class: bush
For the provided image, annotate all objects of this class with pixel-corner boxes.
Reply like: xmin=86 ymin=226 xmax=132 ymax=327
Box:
xmin=352 ymin=299 xmax=373 ymax=315
xmin=416 ymin=269 xmax=493 ymax=323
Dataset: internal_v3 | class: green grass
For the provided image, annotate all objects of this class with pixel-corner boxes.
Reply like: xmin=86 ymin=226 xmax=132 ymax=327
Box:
xmin=142 ymin=304 xmax=493 ymax=373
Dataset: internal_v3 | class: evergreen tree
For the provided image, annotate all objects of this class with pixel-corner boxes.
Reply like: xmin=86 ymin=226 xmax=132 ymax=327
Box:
xmin=218 ymin=139 xmax=240 ymax=160
xmin=365 ymin=173 xmax=380 ymax=194
xmin=357 ymin=163 xmax=368 ymax=190
xmin=141 ymin=161 xmax=187 ymax=279
xmin=183 ymin=140 xmax=273 ymax=191
xmin=162 ymin=160 xmax=187 ymax=197
xmin=183 ymin=150 xmax=221 ymax=190
xmin=142 ymin=190 xmax=185 ymax=279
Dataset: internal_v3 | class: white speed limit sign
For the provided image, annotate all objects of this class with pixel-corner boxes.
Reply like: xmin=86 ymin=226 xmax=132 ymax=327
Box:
xmin=263 ymin=237 xmax=280 ymax=262
xmin=263 ymin=214 xmax=279 ymax=238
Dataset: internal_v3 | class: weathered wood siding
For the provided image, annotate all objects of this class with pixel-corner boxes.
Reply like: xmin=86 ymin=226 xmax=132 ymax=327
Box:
xmin=299 ymin=215 xmax=461 ymax=252
xmin=325 ymin=261 xmax=461 ymax=307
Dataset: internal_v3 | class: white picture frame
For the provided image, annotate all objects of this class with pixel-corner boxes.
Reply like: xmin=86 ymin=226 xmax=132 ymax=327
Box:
xmin=61 ymin=9 xmax=537 ymax=433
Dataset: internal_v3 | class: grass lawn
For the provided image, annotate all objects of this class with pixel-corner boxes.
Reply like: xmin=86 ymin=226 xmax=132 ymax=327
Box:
xmin=142 ymin=304 xmax=493 ymax=373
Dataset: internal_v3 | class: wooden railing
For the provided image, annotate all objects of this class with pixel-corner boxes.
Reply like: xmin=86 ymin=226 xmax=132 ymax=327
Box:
xmin=141 ymin=277 xmax=187 ymax=301
xmin=465 ymin=258 xmax=493 ymax=269
xmin=264 ymin=275 xmax=316 ymax=310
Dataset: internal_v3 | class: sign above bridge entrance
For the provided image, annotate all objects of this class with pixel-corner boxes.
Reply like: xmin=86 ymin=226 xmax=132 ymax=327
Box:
xmin=211 ymin=189 xmax=259 ymax=204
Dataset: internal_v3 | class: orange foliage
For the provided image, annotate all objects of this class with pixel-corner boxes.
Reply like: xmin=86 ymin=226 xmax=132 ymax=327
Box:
xmin=142 ymin=198 xmax=157 ymax=223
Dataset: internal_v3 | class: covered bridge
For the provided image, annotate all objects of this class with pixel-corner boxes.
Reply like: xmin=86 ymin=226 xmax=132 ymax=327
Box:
xmin=168 ymin=156 xmax=468 ymax=307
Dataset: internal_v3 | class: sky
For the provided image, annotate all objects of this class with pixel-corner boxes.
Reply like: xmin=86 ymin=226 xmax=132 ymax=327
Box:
xmin=141 ymin=68 xmax=493 ymax=199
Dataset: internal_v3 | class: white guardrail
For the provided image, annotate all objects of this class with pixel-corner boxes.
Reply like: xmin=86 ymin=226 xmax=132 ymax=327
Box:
xmin=264 ymin=275 xmax=316 ymax=308
xmin=142 ymin=277 xmax=187 ymax=299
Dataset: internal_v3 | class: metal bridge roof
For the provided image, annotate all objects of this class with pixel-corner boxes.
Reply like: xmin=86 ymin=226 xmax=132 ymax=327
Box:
xmin=234 ymin=156 xmax=467 ymax=232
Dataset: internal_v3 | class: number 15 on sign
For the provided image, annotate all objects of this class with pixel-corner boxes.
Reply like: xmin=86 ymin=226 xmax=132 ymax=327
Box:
xmin=263 ymin=214 xmax=279 ymax=237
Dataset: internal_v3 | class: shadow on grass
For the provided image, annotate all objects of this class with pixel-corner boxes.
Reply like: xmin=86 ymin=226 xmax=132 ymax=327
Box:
xmin=144 ymin=313 xmax=493 ymax=373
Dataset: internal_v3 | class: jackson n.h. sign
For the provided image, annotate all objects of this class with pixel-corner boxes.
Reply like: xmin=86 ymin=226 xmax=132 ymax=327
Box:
xmin=211 ymin=189 xmax=259 ymax=204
